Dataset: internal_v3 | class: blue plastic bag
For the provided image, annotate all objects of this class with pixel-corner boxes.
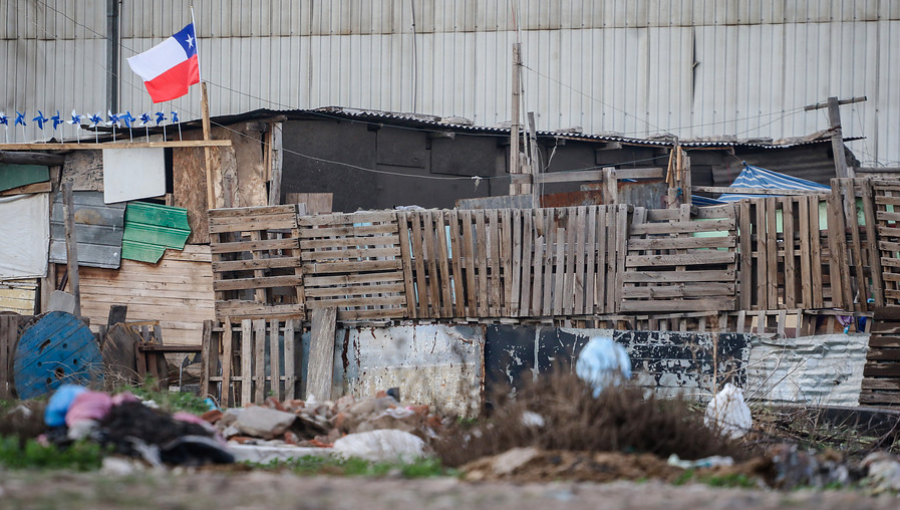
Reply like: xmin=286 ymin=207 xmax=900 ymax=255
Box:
xmin=44 ymin=384 xmax=88 ymax=427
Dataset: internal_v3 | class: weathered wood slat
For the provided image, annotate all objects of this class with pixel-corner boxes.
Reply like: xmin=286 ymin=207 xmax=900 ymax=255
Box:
xmin=625 ymin=251 xmax=736 ymax=267
xmin=213 ymin=275 xmax=303 ymax=292
xmin=212 ymin=257 xmax=301 ymax=272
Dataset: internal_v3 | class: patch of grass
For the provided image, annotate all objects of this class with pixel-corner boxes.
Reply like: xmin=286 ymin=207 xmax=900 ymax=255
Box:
xmin=698 ymin=472 xmax=758 ymax=489
xmin=0 ymin=436 xmax=105 ymax=471
xmin=251 ymin=455 xmax=453 ymax=478
xmin=121 ymin=378 xmax=210 ymax=415
xmin=672 ymin=469 xmax=695 ymax=486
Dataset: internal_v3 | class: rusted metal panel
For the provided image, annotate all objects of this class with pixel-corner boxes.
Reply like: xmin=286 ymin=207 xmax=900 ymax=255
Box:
xmin=747 ymin=333 xmax=869 ymax=407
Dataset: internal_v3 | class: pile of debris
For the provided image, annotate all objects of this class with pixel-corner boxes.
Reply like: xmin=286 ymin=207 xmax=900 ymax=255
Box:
xmin=43 ymin=385 xmax=233 ymax=467
xmin=203 ymin=390 xmax=443 ymax=450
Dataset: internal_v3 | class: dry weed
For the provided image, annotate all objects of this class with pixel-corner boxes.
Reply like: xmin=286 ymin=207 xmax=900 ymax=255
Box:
xmin=433 ymin=369 xmax=745 ymax=468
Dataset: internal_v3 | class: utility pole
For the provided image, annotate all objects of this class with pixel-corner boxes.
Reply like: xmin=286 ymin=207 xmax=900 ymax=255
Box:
xmin=106 ymin=0 xmax=120 ymax=114
xmin=509 ymin=43 xmax=524 ymax=195
xmin=804 ymin=96 xmax=866 ymax=179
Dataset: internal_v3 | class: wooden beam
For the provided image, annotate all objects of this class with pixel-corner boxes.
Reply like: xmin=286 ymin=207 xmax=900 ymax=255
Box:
xmin=0 ymin=140 xmax=231 ymax=150
xmin=307 ymin=307 xmax=337 ymax=401
xmin=201 ymin=82 xmax=218 ymax=209
xmin=61 ymin=182 xmax=81 ymax=317
xmin=510 ymin=167 xmax=664 ymax=185
xmin=0 ymin=151 xmax=65 ymax=166
xmin=691 ymin=186 xmax=825 ymax=196
xmin=509 ymin=42 xmax=523 ymax=195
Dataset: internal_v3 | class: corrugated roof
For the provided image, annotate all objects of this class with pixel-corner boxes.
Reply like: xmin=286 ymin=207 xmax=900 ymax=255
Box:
xmin=200 ymin=106 xmax=857 ymax=151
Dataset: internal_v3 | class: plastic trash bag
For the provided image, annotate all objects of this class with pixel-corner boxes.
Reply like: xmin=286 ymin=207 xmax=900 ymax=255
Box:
xmin=575 ymin=337 xmax=632 ymax=397
xmin=45 ymin=384 xmax=88 ymax=427
xmin=704 ymin=383 xmax=752 ymax=440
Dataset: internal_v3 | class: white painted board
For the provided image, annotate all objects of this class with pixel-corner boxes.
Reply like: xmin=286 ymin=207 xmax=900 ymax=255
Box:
xmin=102 ymin=148 xmax=166 ymax=204
xmin=0 ymin=194 xmax=50 ymax=279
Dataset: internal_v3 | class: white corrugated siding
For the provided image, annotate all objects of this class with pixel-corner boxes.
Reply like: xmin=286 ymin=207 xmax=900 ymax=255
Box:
xmin=3 ymin=1 xmax=900 ymax=165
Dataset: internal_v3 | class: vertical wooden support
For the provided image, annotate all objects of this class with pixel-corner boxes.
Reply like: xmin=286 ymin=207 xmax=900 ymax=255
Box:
xmin=308 ymin=307 xmax=337 ymax=401
xmin=397 ymin=212 xmax=417 ymax=318
xmin=783 ymin=198 xmax=796 ymax=308
xmin=269 ymin=319 xmax=281 ymax=401
xmin=253 ymin=319 xmax=266 ymax=404
xmin=61 ymin=182 xmax=81 ymax=317
xmin=509 ymin=42 xmax=523 ymax=194
xmin=221 ymin=318 xmax=234 ymax=406
xmin=738 ymin=201 xmax=752 ymax=309
xmin=199 ymin=319 xmax=213 ymax=399
xmin=860 ymin=180 xmax=884 ymax=306
xmin=241 ymin=319 xmax=252 ymax=405
xmin=602 ymin=167 xmax=617 ymax=205
xmin=283 ymin=319 xmax=296 ymax=400
xmin=809 ymin=195 xmax=824 ymax=308
xmin=201 ymin=82 xmax=218 ymax=209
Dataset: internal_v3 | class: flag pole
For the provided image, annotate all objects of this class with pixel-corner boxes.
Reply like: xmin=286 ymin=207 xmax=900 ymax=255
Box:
xmin=192 ymin=5 xmax=217 ymax=210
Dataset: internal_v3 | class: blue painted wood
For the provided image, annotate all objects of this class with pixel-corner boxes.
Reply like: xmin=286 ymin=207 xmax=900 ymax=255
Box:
xmin=13 ymin=311 xmax=103 ymax=400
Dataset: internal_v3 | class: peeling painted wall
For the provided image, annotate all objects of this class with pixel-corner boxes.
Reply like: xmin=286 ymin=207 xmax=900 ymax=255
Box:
xmin=338 ymin=325 xmax=484 ymax=417
xmin=746 ymin=334 xmax=869 ymax=407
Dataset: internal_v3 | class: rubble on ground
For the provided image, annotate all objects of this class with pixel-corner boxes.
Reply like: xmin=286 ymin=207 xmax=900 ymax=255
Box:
xmin=203 ymin=391 xmax=444 ymax=450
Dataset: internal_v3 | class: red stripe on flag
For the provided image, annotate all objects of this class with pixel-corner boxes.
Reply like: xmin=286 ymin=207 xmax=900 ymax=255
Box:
xmin=144 ymin=55 xmax=200 ymax=103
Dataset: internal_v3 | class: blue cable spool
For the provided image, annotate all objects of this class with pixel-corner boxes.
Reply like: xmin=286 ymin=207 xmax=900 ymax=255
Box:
xmin=13 ymin=311 xmax=103 ymax=400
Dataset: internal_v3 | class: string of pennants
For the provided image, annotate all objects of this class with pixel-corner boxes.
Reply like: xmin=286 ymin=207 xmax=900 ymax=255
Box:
xmin=0 ymin=109 xmax=186 ymax=144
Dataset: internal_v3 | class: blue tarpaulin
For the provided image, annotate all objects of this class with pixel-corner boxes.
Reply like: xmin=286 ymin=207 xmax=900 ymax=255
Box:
xmin=692 ymin=164 xmax=831 ymax=205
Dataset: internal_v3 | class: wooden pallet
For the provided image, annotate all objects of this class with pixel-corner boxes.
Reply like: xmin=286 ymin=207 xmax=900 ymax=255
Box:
xmin=620 ymin=204 xmax=737 ymax=312
xmin=861 ymin=307 xmax=900 ymax=407
xmin=298 ymin=211 xmax=406 ymax=321
xmin=201 ymin=318 xmax=301 ymax=407
xmin=209 ymin=205 xmax=305 ymax=320
xmin=872 ymin=180 xmax=900 ymax=307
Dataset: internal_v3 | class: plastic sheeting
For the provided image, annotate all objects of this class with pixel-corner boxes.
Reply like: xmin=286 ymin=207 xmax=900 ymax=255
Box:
xmin=0 ymin=193 xmax=49 ymax=279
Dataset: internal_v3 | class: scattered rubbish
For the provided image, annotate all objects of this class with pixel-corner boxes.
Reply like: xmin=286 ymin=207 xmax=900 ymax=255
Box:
xmin=520 ymin=411 xmax=545 ymax=427
xmin=44 ymin=384 xmax=87 ymax=427
xmin=575 ymin=336 xmax=632 ymax=396
xmin=667 ymin=454 xmax=734 ymax=469
xmin=862 ymin=452 xmax=900 ymax=493
xmin=768 ymin=443 xmax=850 ymax=490
xmin=704 ymin=383 xmax=752 ymax=440
xmin=233 ymin=407 xmax=297 ymax=440
xmin=332 ymin=430 xmax=427 ymax=463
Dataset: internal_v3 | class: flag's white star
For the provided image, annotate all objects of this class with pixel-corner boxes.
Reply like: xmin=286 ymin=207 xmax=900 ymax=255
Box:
xmin=185 ymin=34 xmax=194 ymax=48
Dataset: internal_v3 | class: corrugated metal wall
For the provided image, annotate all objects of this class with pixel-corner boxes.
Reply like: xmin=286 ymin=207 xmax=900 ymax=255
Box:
xmin=3 ymin=1 xmax=900 ymax=165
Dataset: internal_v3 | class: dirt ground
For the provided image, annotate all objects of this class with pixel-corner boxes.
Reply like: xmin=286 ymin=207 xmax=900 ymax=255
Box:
xmin=1 ymin=471 xmax=897 ymax=510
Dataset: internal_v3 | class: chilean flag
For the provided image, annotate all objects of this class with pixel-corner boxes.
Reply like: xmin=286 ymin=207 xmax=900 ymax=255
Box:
xmin=127 ymin=24 xmax=200 ymax=103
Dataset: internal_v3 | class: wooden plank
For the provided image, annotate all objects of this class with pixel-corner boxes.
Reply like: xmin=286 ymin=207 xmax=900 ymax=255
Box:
xmin=297 ymin=223 xmax=397 ymax=238
xmin=303 ymin=260 xmax=402 ymax=275
xmin=627 ymin=236 xmax=735 ymax=250
xmin=542 ymin=211 xmax=555 ymax=315
xmin=306 ymin=295 xmax=407 ymax=308
xmin=461 ymin=210 xmax=478 ymax=317
xmin=584 ymin=207 xmax=597 ymax=315
xmin=809 ymin=196 xmax=824 ymax=308
xmin=283 ymin=319 xmax=296 ymax=400
xmin=553 ymin=226 xmax=566 ymax=316
xmin=620 ymin=270 xmax=736 ymax=283
xmin=488 ymin=210 xmax=503 ymax=316
xmin=510 ymin=209 xmax=523 ymax=317
xmin=240 ymin=319 xmax=252 ymax=406
xmin=783 ymin=198 xmax=796 ymax=308
xmin=301 ymin=247 xmax=401 ymax=261
xmin=765 ymin=198 xmax=778 ymax=308
xmin=435 ymin=211 xmax=454 ymax=317
xmin=475 ymin=211 xmax=489 ymax=318
xmin=210 ymin=237 xmax=297 ymax=254
xmin=573 ymin=207 xmax=587 ymax=315
xmin=199 ymin=320 xmax=213 ymax=398
xmin=253 ymin=319 xmax=266 ymax=404
xmin=615 ymin=205 xmax=628 ymax=311
xmin=625 ymin=251 xmax=736 ymax=267
xmin=631 ymin=219 xmax=735 ymax=235
xmin=861 ymin=181 xmax=885 ymax=307
xmin=300 ymin=236 xmax=401 ymax=250
xmin=208 ymin=214 xmax=298 ymax=233
xmin=220 ymin=318 xmax=234 ymax=406
xmin=307 ymin=307 xmax=337 ymax=401
xmin=738 ymin=201 xmax=752 ymax=309
xmin=62 ymin=182 xmax=82 ymax=317
xmin=797 ymin=197 xmax=812 ymax=307
xmin=518 ymin=211 xmax=532 ymax=317
xmin=619 ymin=298 xmax=735 ymax=313
xmin=827 ymin=188 xmax=849 ymax=308
xmin=304 ymin=283 xmax=405 ymax=298
xmin=213 ymin=275 xmax=303 ymax=292
xmin=296 ymin=211 xmax=395 ymax=226
xmin=212 ymin=257 xmax=300 ymax=272
xmin=408 ymin=213 xmax=429 ymax=317
xmin=500 ymin=209 xmax=514 ymax=317
xmin=621 ymin=283 xmax=736 ymax=299
xmin=396 ymin=212 xmax=417 ymax=318
xmin=422 ymin=212 xmax=442 ymax=317
xmin=269 ymin=319 xmax=281 ymax=402
xmin=531 ymin=229 xmax=545 ymax=316
xmin=563 ymin=210 xmax=577 ymax=316
xmin=304 ymin=272 xmax=404 ymax=286
xmin=448 ymin=211 xmax=466 ymax=318
xmin=843 ymin=181 xmax=868 ymax=311
xmin=596 ymin=207 xmax=608 ymax=313
xmin=692 ymin=186 xmax=825 ymax=195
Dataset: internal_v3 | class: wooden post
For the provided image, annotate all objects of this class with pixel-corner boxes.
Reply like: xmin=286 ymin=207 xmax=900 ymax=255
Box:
xmin=804 ymin=96 xmax=866 ymax=179
xmin=61 ymin=182 xmax=81 ymax=317
xmin=267 ymin=122 xmax=283 ymax=206
xmin=307 ymin=307 xmax=336 ymax=401
xmin=527 ymin=111 xmax=538 ymax=206
xmin=509 ymin=43 xmax=522 ymax=195
xmin=602 ymin=167 xmax=617 ymax=205
xmin=201 ymin=82 xmax=217 ymax=209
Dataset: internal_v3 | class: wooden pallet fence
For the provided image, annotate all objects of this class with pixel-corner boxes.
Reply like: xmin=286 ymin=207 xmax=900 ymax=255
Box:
xmin=298 ymin=211 xmax=406 ymax=321
xmin=399 ymin=206 xmax=626 ymax=319
xmin=0 ymin=314 xmax=20 ymax=399
xmin=872 ymin=180 xmax=900 ymax=307
xmin=832 ymin=178 xmax=881 ymax=311
xmin=861 ymin=307 xmax=900 ymax=406
xmin=739 ymin=195 xmax=832 ymax=310
xmin=209 ymin=205 xmax=305 ymax=321
xmin=620 ymin=204 xmax=738 ymax=313
xmin=201 ymin=318 xmax=300 ymax=407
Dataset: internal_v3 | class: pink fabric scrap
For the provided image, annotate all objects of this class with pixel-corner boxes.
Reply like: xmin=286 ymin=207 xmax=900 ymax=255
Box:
xmin=112 ymin=392 xmax=140 ymax=406
xmin=65 ymin=391 xmax=113 ymax=427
